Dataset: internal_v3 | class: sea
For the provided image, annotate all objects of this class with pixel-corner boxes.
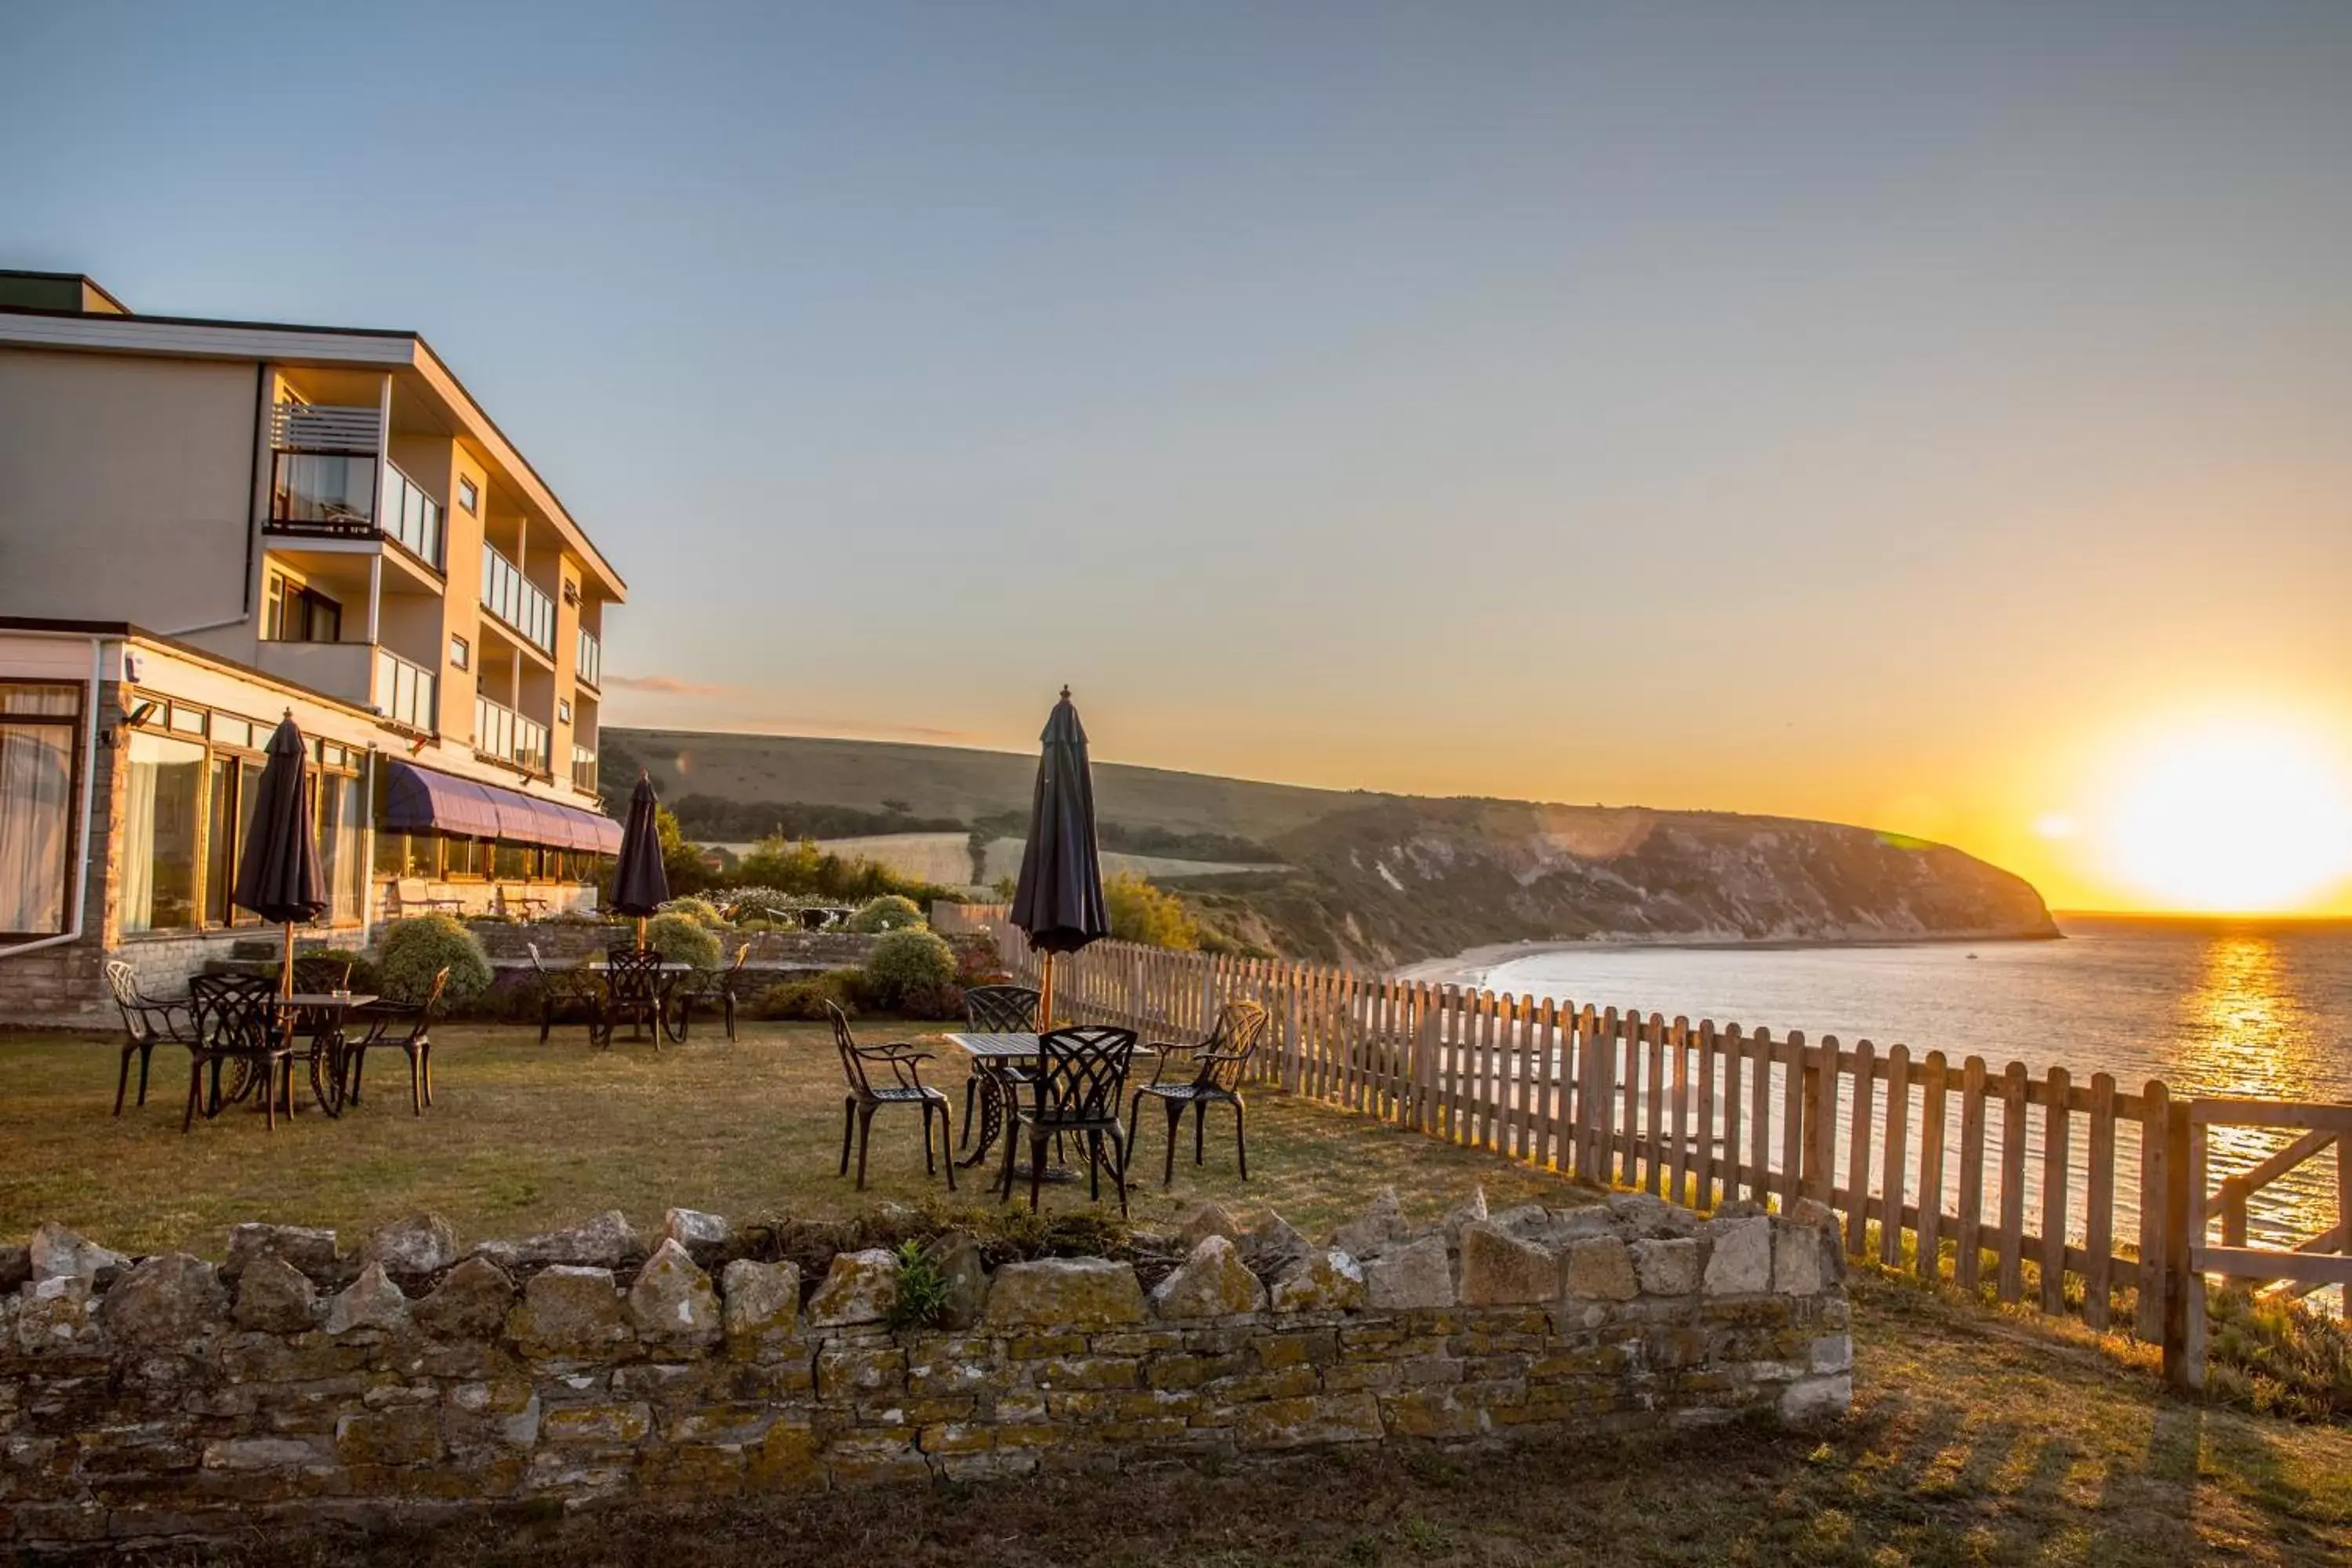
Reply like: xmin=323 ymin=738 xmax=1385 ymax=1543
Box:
xmin=1432 ymin=914 xmax=2352 ymax=1282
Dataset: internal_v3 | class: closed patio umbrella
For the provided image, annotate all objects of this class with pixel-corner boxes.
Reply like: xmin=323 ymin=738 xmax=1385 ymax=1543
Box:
xmin=1009 ymin=687 xmax=1109 ymax=1028
xmin=234 ymin=713 xmax=329 ymax=1000
xmin=609 ymin=772 xmax=671 ymax=949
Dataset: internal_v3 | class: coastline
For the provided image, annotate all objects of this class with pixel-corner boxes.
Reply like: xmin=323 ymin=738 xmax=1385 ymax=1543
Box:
xmin=1391 ymin=927 xmax=2063 ymax=989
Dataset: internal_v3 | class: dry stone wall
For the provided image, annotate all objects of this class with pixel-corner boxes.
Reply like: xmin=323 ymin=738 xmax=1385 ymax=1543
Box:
xmin=0 ymin=1192 xmax=1850 ymax=1549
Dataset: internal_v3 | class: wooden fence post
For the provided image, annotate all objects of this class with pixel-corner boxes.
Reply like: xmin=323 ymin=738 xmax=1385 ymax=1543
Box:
xmin=2137 ymin=1080 xmax=2169 ymax=1344
xmin=1917 ymin=1050 xmax=1947 ymax=1283
xmin=2163 ymin=1098 xmax=2202 ymax=1390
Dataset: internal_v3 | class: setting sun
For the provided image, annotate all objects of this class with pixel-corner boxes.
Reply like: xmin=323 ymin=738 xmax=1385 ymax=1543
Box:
xmin=2097 ymin=719 xmax=2352 ymax=913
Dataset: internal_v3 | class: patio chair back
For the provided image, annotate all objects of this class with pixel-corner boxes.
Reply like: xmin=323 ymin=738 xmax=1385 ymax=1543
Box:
xmin=103 ymin=960 xmax=147 ymax=1015
xmin=825 ymin=1000 xmax=884 ymax=1096
xmin=604 ymin=946 xmax=663 ymax=1007
xmin=291 ymin=954 xmax=354 ymax=993
xmin=188 ymin=974 xmax=278 ymax=1054
xmin=1034 ymin=1025 xmax=1139 ymax=1126
xmin=964 ymin=984 xmax=1040 ymax=1034
xmin=1191 ymin=1000 xmax=1270 ymax=1094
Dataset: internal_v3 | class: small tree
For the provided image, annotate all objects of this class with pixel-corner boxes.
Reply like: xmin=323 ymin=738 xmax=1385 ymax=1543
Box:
xmin=846 ymin=895 xmax=925 ymax=933
xmin=376 ymin=915 xmax=494 ymax=1005
xmin=1105 ymin=872 xmax=1199 ymax=950
xmin=862 ymin=929 xmax=957 ymax=1010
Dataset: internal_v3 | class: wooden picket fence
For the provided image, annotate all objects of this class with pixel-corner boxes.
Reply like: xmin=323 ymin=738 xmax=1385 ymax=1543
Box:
xmin=951 ymin=905 xmax=2350 ymax=1388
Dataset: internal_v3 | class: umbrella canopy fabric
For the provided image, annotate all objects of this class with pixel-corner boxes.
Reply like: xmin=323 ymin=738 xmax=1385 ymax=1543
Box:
xmin=1010 ymin=688 xmax=1109 ymax=956
xmin=232 ymin=716 xmax=327 ymax=927
xmin=608 ymin=773 xmax=671 ymax=918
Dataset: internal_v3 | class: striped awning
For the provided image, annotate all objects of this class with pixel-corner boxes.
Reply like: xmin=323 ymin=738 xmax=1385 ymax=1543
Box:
xmin=381 ymin=760 xmax=621 ymax=854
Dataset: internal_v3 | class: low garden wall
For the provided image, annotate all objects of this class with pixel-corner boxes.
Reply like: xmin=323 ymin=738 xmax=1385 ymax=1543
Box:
xmin=0 ymin=1192 xmax=1849 ymax=1549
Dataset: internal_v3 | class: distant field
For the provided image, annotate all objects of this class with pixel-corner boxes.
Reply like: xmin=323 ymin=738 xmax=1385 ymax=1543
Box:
xmin=975 ymin=835 xmax=1291 ymax=884
xmin=702 ymin=831 xmax=1294 ymax=890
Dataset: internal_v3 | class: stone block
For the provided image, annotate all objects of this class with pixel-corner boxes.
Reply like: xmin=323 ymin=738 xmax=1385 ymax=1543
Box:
xmin=0 ymin=1242 xmax=28 ymax=1291
xmin=1780 ymin=1371 xmax=1852 ymax=1424
xmin=1149 ymin=1235 xmax=1267 ymax=1319
xmin=627 ymin=1239 xmax=720 ymax=1346
xmin=660 ymin=1207 xmax=732 ymax=1258
xmin=335 ymin=1406 xmax=442 ymax=1467
xmin=720 ymin=1258 xmax=801 ymax=1352
xmin=101 ymin=1253 xmax=227 ymax=1351
xmin=1561 ymin=1236 xmax=1640 ymax=1302
xmin=1458 ymin=1222 xmax=1557 ymax=1307
xmin=1700 ymin=1217 xmax=1772 ymax=1296
xmin=324 ymin=1264 xmax=410 ymax=1336
xmin=1628 ymin=1237 xmax=1700 ymax=1298
xmin=1327 ymin=1186 xmax=1406 ymax=1257
xmin=1606 ymin=1192 xmax=1696 ymax=1239
xmin=28 ymin=1221 xmax=128 ymax=1283
xmin=234 ymin=1255 xmax=318 ymax=1334
xmin=508 ymin=1265 xmax=630 ymax=1355
xmin=475 ymin=1210 xmax=641 ymax=1272
xmin=806 ymin=1248 xmax=900 ymax=1328
xmin=1773 ymin=1218 xmax=1842 ymax=1296
xmin=982 ymin=1258 xmax=1145 ymax=1327
xmin=1178 ymin=1200 xmax=1244 ymax=1249
xmin=222 ymin=1223 xmax=338 ymax=1283
xmin=922 ymin=1230 xmax=988 ymax=1330
xmin=1270 ymin=1249 xmax=1366 ymax=1312
xmin=540 ymin=1401 xmax=653 ymax=1445
xmin=415 ymin=1257 xmax=515 ymax=1340
xmin=1362 ymin=1234 xmax=1454 ymax=1310
xmin=1441 ymin=1187 xmax=1490 ymax=1245
xmin=361 ymin=1214 xmax=458 ymax=1276
xmin=1243 ymin=1210 xmax=1313 ymax=1274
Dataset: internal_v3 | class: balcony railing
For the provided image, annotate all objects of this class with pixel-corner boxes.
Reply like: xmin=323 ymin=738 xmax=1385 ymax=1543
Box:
xmin=480 ymin=542 xmax=556 ymax=653
xmin=374 ymin=648 xmax=438 ymax=733
xmin=474 ymin=693 xmax=550 ymax=775
xmin=571 ymin=745 xmax=598 ymax=794
xmin=380 ymin=463 xmax=445 ymax=569
xmin=576 ymin=626 xmax=601 ymax=690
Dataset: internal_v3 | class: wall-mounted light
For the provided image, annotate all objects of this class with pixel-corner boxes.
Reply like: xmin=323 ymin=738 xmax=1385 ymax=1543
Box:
xmin=103 ymin=699 xmax=158 ymax=748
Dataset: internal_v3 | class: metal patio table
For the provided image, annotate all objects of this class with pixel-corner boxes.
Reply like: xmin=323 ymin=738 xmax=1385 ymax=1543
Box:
xmin=946 ymin=1031 xmax=1152 ymax=1174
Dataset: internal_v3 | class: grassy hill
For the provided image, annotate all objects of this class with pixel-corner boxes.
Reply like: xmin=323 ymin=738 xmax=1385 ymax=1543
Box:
xmin=604 ymin=728 xmax=2058 ymax=967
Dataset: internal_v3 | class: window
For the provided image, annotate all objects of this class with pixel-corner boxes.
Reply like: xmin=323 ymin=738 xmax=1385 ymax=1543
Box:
xmin=265 ymin=573 xmax=343 ymax=643
xmin=120 ymin=730 xmax=205 ymax=934
xmin=457 ymin=477 xmax=478 ymax=515
xmin=0 ymin=683 xmax=81 ymax=935
xmin=270 ymin=452 xmax=375 ymax=531
xmin=557 ymin=699 xmax=572 ymax=724
xmin=319 ymin=771 xmax=365 ymax=923
xmin=449 ymin=634 xmax=470 ymax=672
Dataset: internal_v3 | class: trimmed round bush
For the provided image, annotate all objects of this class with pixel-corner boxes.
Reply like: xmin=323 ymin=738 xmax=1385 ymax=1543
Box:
xmin=846 ymin=895 xmax=926 ymax=934
xmin=645 ymin=911 xmax=724 ymax=971
xmin=658 ymin=895 xmax=731 ymax=931
xmin=724 ymin=886 xmax=818 ymax=922
xmin=376 ymin=915 xmax=492 ymax=1007
xmin=862 ymin=928 xmax=956 ymax=1009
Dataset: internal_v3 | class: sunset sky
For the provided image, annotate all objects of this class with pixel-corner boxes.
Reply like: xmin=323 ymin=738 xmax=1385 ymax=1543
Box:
xmin=7 ymin=2 xmax=2350 ymax=914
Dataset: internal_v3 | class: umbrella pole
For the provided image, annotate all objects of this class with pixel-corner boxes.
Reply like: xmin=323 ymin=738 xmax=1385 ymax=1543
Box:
xmin=281 ymin=924 xmax=295 ymax=998
xmin=1038 ymin=951 xmax=1054 ymax=1033
xmin=637 ymin=916 xmax=648 ymax=952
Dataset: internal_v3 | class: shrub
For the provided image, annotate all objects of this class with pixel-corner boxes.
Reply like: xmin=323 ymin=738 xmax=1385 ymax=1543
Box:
xmin=951 ymin=935 xmax=1007 ymax=988
xmin=754 ymin=970 xmax=862 ymax=1022
xmin=723 ymin=885 xmax=822 ymax=922
xmin=376 ymin=915 xmax=493 ymax=1007
xmin=1105 ymin=872 xmax=1198 ymax=950
xmin=645 ymin=911 xmax=724 ymax=971
xmin=862 ymin=928 xmax=956 ymax=1009
xmin=896 ymin=979 xmax=967 ymax=1022
xmin=658 ymin=895 xmax=731 ymax=931
xmin=847 ymin=895 xmax=926 ymax=934
xmin=303 ymin=946 xmax=380 ymax=995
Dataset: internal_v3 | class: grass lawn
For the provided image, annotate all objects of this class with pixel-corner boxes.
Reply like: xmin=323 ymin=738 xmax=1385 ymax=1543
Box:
xmin=0 ymin=1021 xmax=1589 ymax=1256
xmin=9 ymin=1022 xmax=2352 ymax=1564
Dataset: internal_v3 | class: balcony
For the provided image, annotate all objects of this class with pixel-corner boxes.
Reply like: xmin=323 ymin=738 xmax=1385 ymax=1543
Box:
xmin=475 ymin=693 xmax=550 ymax=775
xmin=254 ymin=641 xmax=375 ymax=710
xmin=266 ymin=414 xmax=445 ymax=572
xmin=576 ymin=626 xmax=601 ymax=690
xmin=571 ymin=744 xmax=598 ymax=794
xmin=480 ymin=541 xmax=555 ymax=654
xmin=374 ymin=647 xmax=440 ymax=733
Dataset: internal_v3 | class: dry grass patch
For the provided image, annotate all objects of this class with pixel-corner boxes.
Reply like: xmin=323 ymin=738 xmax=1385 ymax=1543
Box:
xmin=0 ymin=1021 xmax=1586 ymax=1257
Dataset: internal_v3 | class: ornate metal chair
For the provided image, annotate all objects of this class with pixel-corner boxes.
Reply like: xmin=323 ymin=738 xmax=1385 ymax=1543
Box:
xmin=676 ymin=944 xmax=752 ymax=1044
xmin=105 ymin=960 xmax=194 ymax=1117
xmin=1127 ymin=1000 xmax=1269 ymax=1185
xmin=183 ymin=974 xmax=296 ymax=1132
xmin=959 ymin=983 xmax=1040 ymax=1152
xmin=593 ymin=946 xmax=667 ymax=1049
xmin=289 ymin=954 xmax=354 ymax=993
xmin=1001 ymin=1025 xmax=1138 ymax=1215
xmin=827 ymin=1001 xmax=955 ymax=1191
xmin=529 ymin=942 xmax=604 ymax=1044
xmin=345 ymin=968 xmax=448 ymax=1115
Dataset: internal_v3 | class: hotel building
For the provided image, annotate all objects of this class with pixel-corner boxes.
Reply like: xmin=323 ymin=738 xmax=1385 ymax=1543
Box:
xmin=0 ymin=270 xmax=625 ymax=1021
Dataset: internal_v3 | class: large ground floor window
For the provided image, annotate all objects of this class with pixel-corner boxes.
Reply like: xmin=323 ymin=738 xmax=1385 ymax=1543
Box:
xmin=372 ymin=827 xmax=607 ymax=885
xmin=119 ymin=699 xmax=365 ymax=935
xmin=0 ymin=683 xmax=82 ymax=936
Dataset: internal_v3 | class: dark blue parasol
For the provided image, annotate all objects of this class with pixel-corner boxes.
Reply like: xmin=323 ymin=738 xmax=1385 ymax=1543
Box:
xmin=1009 ymin=687 xmax=1109 ymax=1025
xmin=609 ymin=772 xmax=671 ymax=946
xmin=234 ymin=713 xmax=328 ymax=996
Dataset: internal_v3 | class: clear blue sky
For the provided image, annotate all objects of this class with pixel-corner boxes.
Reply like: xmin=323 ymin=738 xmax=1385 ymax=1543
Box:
xmin=7 ymin=2 xmax=2351 ymax=908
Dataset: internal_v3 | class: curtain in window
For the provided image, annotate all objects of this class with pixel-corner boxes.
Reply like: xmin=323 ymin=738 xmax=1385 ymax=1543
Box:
xmin=118 ymin=746 xmax=159 ymax=931
xmin=0 ymin=721 xmax=74 ymax=932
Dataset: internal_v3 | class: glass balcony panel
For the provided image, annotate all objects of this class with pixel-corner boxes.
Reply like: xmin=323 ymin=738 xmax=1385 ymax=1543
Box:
xmin=270 ymin=452 xmax=374 ymax=532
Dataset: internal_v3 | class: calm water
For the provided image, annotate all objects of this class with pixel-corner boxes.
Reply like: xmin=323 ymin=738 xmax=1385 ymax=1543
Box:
xmin=1458 ymin=915 xmax=2352 ymax=1276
